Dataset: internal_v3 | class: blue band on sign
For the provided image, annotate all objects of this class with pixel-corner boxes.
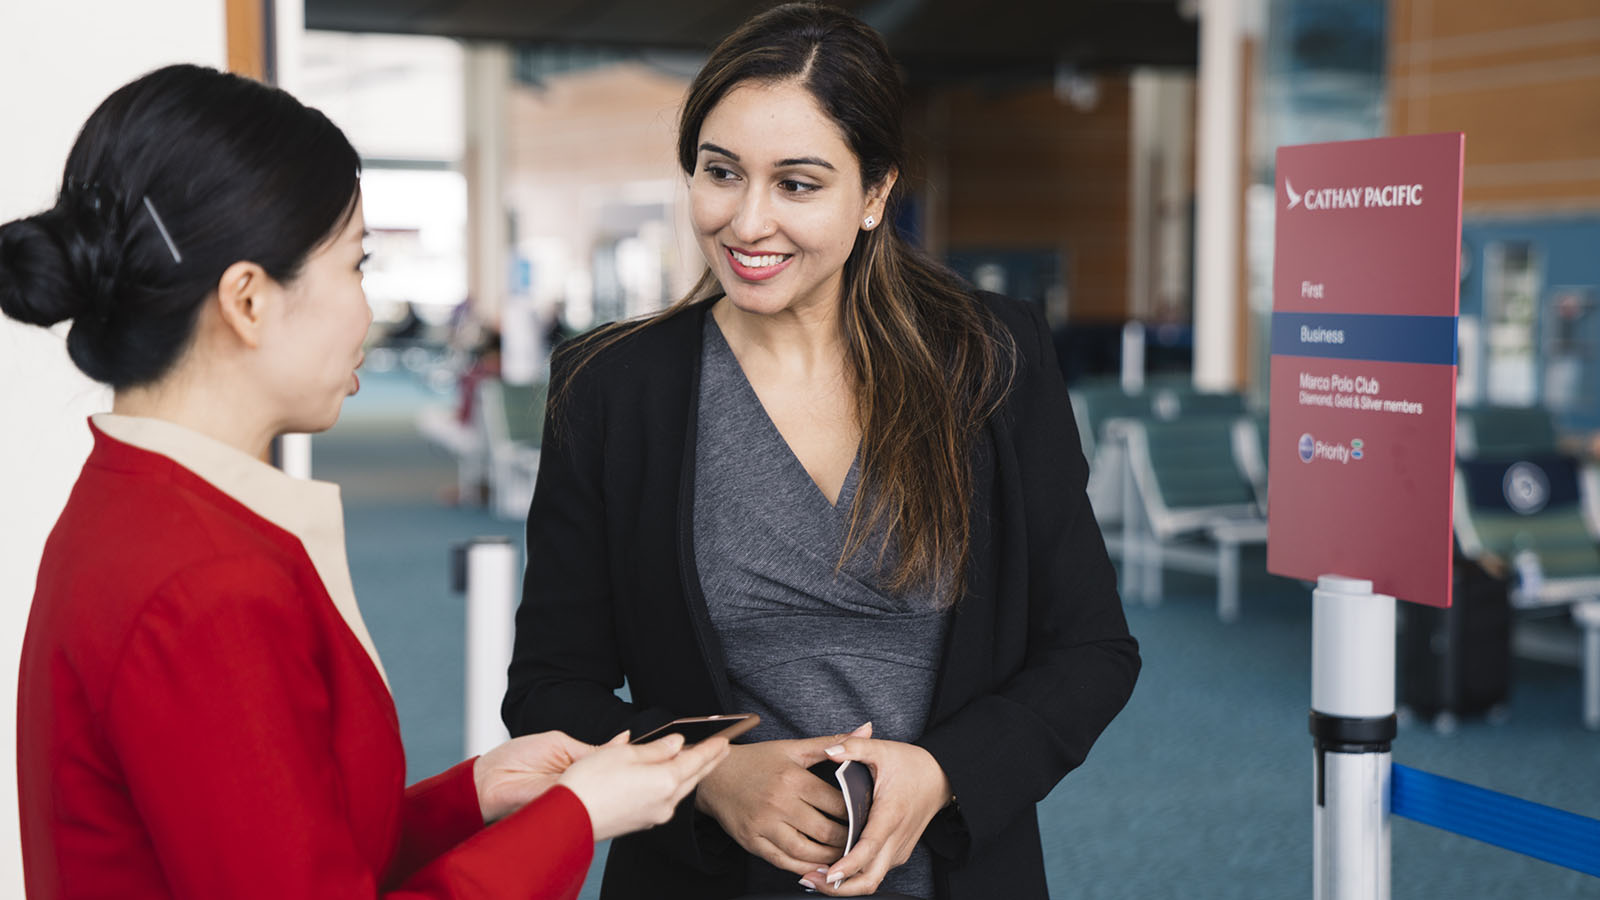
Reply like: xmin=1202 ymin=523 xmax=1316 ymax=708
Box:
xmin=1271 ymin=313 xmax=1457 ymax=366
xmin=1391 ymin=763 xmax=1600 ymax=877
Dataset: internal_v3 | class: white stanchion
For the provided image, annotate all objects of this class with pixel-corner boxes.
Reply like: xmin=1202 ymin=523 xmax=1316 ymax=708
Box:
xmin=1574 ymin=600 xmax=1600 ymax=730
xmin=1120 ymin=320 xmax=1146 ymax=394
xmin=463 ymin=538 xmax=518 ymax=758
xmin=1311 ymin=574 xmax=1395 ymax=900
xmin=279 ymin=433 xmax=312 ymax=480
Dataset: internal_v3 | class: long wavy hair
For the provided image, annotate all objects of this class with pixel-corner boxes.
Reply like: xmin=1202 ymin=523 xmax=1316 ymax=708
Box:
xmin=557 ymin=2 xmax=1016 ymax=605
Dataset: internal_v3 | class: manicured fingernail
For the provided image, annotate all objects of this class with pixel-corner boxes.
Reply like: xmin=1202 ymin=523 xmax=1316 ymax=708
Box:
xmin=828 ymin=873 xmax=844 ymax=887
xmin=798 ymin=878 xmax=817 ymax=890
xmin=824 ymin=744 xmax=844 ymax=757
xmin=816 ymin=867 xmax=829 ymax=874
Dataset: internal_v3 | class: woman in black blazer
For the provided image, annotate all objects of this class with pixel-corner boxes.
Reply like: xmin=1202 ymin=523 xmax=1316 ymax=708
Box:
xmin=503 ymin=4 xmax=1140 ymax=898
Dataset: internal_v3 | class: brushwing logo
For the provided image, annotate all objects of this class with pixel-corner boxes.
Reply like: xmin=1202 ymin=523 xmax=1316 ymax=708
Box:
xmin=1503 ymin=461 xmax=1550 ymax=515
xmin=1279 ymin=180 xmax=1423 ymax=212
xmin=1298 ymin=433 xmax=1315 ymax=463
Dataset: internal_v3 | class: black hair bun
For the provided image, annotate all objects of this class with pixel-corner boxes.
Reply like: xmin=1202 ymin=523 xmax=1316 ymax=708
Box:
xmin=0 ymin=213 xmax=84 ymax=328
xmin=3 ymin=64 xmax=362 ymax=390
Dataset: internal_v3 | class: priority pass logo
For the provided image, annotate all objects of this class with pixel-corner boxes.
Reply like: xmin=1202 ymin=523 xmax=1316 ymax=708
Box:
xmin=1503 ymin=461 xmax=1551 ymax=515
xmin=1298 ymin=433 xmax=1315 ymax=463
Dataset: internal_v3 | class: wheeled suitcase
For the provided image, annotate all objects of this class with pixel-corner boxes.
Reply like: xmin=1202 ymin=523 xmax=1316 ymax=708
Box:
xmin=1397 ymin=549 xmax=1513 ymax=729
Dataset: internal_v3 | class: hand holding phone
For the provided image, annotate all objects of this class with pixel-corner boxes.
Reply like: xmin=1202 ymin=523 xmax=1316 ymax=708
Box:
xmin=629 ymin=713 xmax=760 ymax=745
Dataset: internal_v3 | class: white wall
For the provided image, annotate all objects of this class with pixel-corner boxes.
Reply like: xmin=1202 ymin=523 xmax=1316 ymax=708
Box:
xmin=0 ymin=2 xmax=224 ymax=893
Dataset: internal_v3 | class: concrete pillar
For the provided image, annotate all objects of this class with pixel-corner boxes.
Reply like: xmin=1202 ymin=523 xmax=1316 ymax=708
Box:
xmin=464 ymin=44 xmax=511 ymax=334
xmin=1128 ymin=69 xmax=1195 ymax=322
xmin=271 ymin=0 xmax=313 ymax=479
xmin=1193 ymin=0 xmax=1244 ymax=390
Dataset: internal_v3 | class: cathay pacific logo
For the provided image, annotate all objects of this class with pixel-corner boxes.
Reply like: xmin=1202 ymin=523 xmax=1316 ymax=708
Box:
xmin=1282 ymin=176 xmax=1424 ymax=211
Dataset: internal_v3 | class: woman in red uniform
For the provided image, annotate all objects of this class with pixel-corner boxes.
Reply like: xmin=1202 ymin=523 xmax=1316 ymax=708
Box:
xmin=1 ymin=64 xmax=728 ymax=899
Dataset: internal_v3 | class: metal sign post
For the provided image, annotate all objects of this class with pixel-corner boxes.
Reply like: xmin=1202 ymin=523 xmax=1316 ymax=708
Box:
xmin=1311 ymin=575 xmax=1396 ymax=900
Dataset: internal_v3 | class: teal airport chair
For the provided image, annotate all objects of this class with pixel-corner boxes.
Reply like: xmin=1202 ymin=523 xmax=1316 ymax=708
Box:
xmin=1149 ymin=385 xmax=1249 ymax=422
xmin=1074 ymin=383 xmax=1250 ymax=528
xmin=1457 ymin=405 xmax=1561 ymax=459
xmin=1070 ymin=385 xmax=1153 ymax=527
xmin=1119 ymin=415 xmax=1268 ymax=622
xmin=1232 ymin=412 xmax=1270 ymax=513
xmin=1454 ymin=454 xmax=1600 ymax=728
xmin=477 ymin=378 xmax=547 ymax=520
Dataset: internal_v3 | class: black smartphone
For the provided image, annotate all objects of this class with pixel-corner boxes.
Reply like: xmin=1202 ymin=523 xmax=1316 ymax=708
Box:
xmin=629 ymin=713 xmax=760 ymax=745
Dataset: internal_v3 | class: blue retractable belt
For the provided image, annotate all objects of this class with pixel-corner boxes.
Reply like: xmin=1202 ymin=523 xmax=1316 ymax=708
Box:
xmin=1392 ymin=763 xmax=1600 ymax=877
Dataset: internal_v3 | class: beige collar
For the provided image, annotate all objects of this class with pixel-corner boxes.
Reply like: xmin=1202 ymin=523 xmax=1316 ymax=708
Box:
xmin=92 ymin=414 xmax=389 ymax=689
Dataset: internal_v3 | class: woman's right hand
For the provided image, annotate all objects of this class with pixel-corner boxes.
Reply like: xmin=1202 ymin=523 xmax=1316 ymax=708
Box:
xmin=557 ymin=731 xmax=731 ymax=842
xmin=692 ymin=723 xmax=872 ymax=875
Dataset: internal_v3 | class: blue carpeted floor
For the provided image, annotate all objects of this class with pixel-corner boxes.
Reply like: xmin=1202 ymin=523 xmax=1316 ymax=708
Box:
xmin=322 ymin=371 xmax=1600 ymax=899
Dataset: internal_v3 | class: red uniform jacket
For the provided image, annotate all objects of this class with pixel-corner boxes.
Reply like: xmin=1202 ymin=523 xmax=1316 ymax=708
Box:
xmin=17 ymin=420 xmax=594 ymax=898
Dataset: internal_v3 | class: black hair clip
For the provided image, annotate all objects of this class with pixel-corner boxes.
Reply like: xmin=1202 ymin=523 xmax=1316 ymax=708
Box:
xmin=63 ymin=175 xmax=182 ymax=264
xmin=63 ymin=175 xmax=114 ymax=214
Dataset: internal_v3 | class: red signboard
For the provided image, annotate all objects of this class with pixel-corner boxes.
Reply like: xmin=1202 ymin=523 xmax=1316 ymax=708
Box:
xmin=1267 ymin=133 xmax=1465 ymax=608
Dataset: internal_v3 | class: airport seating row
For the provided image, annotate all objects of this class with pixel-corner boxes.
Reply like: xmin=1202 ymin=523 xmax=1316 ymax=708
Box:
xmin=1072 ymin=381 xmax=1268 ymax=623
xmin=1076 ymin=389 xmax=1600 ymax=727
xmin=416 ymin=378 xmax=545 ymax=519
xmin=478 ymin=379 xmax=545 ymax=520
xmin=1453 ymin=406 xmax=1600 ymax=728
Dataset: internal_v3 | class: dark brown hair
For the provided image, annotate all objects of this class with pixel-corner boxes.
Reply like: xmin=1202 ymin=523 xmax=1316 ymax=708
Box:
xmin=560 ymin=2 xmax=1015 ymax=604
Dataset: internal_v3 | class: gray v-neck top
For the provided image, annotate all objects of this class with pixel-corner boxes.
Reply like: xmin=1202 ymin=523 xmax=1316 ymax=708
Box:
xmin=694 ymin=317 xmax=947 ymax=898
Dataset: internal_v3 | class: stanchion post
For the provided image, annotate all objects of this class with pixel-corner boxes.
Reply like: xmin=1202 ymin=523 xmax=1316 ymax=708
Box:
xmin=278 ymin=433 xmax=312 ymax=480
xmin=460 ymin=537 xmax=518 ymax=758
xmin=1119 ymin=433 xmax=1144 ymax=604
xmin=1311 ymin=574 xmax=1396 ymax=900
xmin=1120 ymin=320 xmax=1146 ymax=393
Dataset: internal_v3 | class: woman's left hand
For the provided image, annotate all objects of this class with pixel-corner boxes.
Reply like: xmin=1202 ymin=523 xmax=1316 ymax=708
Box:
xmin=808 ymin=737 xmax=952 ymax=896
xmin=473 ymin=730 xmax=595 ymax=824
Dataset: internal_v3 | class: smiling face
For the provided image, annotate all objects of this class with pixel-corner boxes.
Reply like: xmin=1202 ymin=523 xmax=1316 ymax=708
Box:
xmin=263 ymin=196 xmax=372 ymax=434
xmin=688 ymin=79 xmax=893 ymax=320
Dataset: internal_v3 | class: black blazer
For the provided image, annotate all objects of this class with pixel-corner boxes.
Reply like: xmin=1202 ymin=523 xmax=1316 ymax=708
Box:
xmin=504 ymin=292 xmax=1140 ymax=900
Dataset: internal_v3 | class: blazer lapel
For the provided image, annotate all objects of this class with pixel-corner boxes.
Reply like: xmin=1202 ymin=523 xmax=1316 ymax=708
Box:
xmin=667 ymin=301 xmax=738 ymax=711
xmin=929 ymin=422 xmax=1001 ymax=722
